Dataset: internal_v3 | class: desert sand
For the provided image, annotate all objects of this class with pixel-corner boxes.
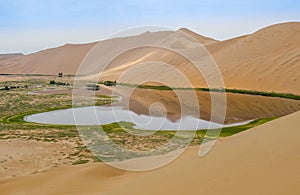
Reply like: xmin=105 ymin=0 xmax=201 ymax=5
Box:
xmin=0 ymin=111 xmax=299 ymax=194
xmin=0 ymin=76 xmax=26 ymax=82
xmin=0 ymin=22 xmax=299 ymax=194
xmin=0 ymin=139 xmax=73 ymax=179
xmin=105 ymin=86 xmax=300 ymax=123
xmin=1 ymin=22 xmax=299 ymax=94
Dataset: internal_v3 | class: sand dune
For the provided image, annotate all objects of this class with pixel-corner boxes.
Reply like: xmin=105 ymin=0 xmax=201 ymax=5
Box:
xmin=95 ymin=86 xmax=300 ymax=123
xmin=1 ymin=111 xmax=299 ymax=194
xmin=0 ymin=21 xmax=299 ymax=195
xmin=0 ymin=162 xmax=141 ymax=194
xmin=0 ymin=43 xmax=96 ymax=74
xmin=99 ymin=22 xmax=300 ymax=94
xmin=208 ymin=22 xmax=300 ymax=94
xmin=0 ymin=22 xmax=299 ymax=94
xmin=109 ymin=110 xmax=300 ymax=195
xmin=178 ymin=27 xmax=218 ymax=45
xmin=0 ymin=53 xmax=24 ymax=60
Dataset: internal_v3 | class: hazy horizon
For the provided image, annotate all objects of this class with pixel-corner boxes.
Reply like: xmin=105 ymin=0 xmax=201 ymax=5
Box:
xmin=1 ymin=0 xmax=299 ymax=54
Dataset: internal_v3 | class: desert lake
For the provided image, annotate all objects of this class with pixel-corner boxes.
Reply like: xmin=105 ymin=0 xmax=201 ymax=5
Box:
xmin=24 ymin=106 xmax=251 ymax=130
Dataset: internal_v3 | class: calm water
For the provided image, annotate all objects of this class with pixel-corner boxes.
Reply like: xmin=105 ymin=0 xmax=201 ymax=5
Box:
xmin=24 ymin=106 xmax=250 ymax=130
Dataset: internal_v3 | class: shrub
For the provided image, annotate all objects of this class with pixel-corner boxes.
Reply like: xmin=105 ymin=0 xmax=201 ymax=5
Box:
xmin=86 ymin=84 xmax=100 ymax=91
xmin=103 ymin=80 xmax=117 ymax=86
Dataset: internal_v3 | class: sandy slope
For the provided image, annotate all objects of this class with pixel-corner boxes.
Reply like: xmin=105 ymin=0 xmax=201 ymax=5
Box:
xmin=0 ymin=43 xmax=96 ymax=74
xmin=0 ymin=163 xmax=141 ymax=194
xmin=208 ymin=22 xmax=300 ymax=94
xmin=0 ymin=139 xmax=73 ymax=179
xmin=1 ymin=111 xmax=299 ymax=194
xmin=99 ymin=22 xmax=300 ymax=94
xmin=0 ymin=53 xmax=24 ymax=60
xmin=109 ymin=111 xmax=300 ymax=194
xmin=96 ymin=86 xmax=300 ymax=123
xmin=0 ymin=76 xmax=27 ymax=82
xmin=1 ymin=22 xmax=299 ymax=94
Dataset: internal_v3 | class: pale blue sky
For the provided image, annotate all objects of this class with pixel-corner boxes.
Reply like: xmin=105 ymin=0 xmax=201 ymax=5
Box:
xmin=0 ymin=0 xmax=299 ymax=54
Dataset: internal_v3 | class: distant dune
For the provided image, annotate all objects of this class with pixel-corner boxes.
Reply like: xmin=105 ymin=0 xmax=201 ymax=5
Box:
xmin=0 ymin=53 xmax=24 ymax=68
xmin=1 ymin=111 xmax=299 ymax=194
xmin=0 ymin=53 xmax=24 ymax=59
xmin=0 ymin=43 xmax=96 ymax=74
xmin=0 ymin=22 xmax=299 ymax=94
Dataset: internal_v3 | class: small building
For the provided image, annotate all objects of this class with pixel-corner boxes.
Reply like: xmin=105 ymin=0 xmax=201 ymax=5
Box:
xmin=58 ymin=72 xmax=63 ymax=78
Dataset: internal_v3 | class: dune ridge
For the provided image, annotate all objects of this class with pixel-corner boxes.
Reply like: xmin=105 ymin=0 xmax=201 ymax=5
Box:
xmin=0 ymin=22 xmax=299 ymax=94
xmin=107 ymin=111 xmax=300 ymax=195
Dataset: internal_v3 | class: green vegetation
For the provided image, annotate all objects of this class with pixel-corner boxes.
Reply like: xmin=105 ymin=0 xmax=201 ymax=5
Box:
xmin=97 ymin=94 xmax=118 ymax=99
xmin=194 ymin=118 xmax=276 ymax=139
xmin=0 ymin=84 xmax=28 ymax=91
xmin=49 ymin=80 xmax=69 ymax=86
xmin=197 ymin=88 xmax=300 ymax=100
xmin=0 ymin=80 xmax=114 ymax=128
xmin=0 ymin=79 xmax=116 ymax=163
xmin=0 ymin=79 xmax=283 ymax=163
xmin=101 ymin=80 xmax=117 ymax=86
xmin=118 ymin=83 xmax=172 ymax=90
xmin=116 ymin=82 xmax=300 ymax=100
xmin=72 ymin=159 xmax=89 ymax=165
xmin=0 ymin=80 xmax=280 ymax=139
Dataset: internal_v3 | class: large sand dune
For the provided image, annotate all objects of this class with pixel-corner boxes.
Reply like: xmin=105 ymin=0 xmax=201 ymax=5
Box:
xmin=0 ymin=22 xmax=299 ymax=94
xmin=1 ymin=111 xmax=299 ymax=194
xmin=208 ymin=22 xmax=300 ymax=94
xmin=110 ymin=110 xmax=300 ymax=194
